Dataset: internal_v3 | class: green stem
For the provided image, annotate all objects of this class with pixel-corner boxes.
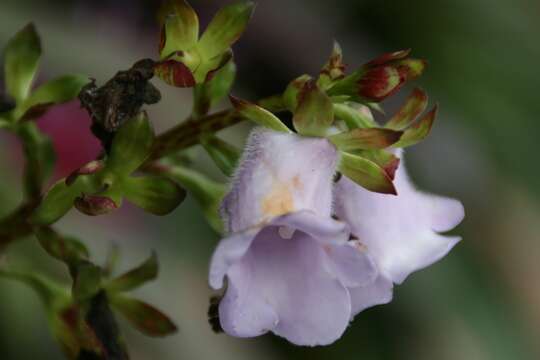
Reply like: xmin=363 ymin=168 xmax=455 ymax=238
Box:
xmin=145 ymin=109 xmax=244 ymax=163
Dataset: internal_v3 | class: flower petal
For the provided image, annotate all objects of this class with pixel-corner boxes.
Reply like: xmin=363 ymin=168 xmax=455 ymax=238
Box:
xmin=219 ymin=226 xmax=352 ymax=346
xmin=209 ymin=227 xmax=259 ymax=289
xmin=349 ymin=275 xmax=393 ymax=316
xmin=323 ymin=241 xmax=377 ymax=288
xmin=221 ymin=128 xmax=338 ymax=233
xmin=271 ymin=210 xmax=349 ymax=244
xmin=335 ymin=156 xmax=464 ymax=284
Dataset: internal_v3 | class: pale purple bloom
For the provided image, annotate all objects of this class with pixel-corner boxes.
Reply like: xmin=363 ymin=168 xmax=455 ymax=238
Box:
xmin=209 ymin=128 xmax=377 ymax=346
xmin=334 ymin=152 xmax=465 ymax=317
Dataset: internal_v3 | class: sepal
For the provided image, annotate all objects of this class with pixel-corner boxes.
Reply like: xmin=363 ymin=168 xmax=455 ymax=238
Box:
xmin=339 ymin=152 xmax=397 ymax=195
xmin=385 ymin=88 xmax=428 ymax=130
xmin=283 ymin=74 xmax=312 ymax=112
xmin=333 ymin=103 xmax=376 ymax=129
xmin=356 ymin=149 xmax=400 ymax=180
xmin=318 ymin=41 xmax=346 ymax=89
xmin=230 ymin=95 xmax=290 ymax=133
xmin=329 ymin=128 xmax=402 ymax=151
xmin=393 ymin=105 xmax=437 ymax=147
xmin=292 ymin=81 xmax=334 ymax=136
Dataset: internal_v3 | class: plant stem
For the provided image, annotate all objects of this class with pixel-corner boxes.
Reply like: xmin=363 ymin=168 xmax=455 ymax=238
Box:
xmin=145 ymin=109 xmax=244 ymax=163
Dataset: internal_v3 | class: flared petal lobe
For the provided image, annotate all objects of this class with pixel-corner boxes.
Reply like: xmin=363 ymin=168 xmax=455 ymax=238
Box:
xmin=335 ymin=155 xmax=464 ymax=284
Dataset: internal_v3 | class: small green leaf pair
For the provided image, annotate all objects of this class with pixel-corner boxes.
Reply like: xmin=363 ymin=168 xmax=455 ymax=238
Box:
xmin=1 ymin=23 xmax=89 ymax=124
xmin=155 ymin=0 xmax=254 ymax=87
xmin=37 ymin=228 xmax=178 ymax=338
xmin=32 ymin=113 xmax=186 ymax=226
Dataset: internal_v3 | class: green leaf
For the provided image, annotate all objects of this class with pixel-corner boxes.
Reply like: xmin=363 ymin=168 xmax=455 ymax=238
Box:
xmin=283 ymin=74 xmax=312 ymax=112
xmin=105 ymin=252 xmax=158 ymax=293
xmin=3 ymin=23 xmax=41 ymax=102
xmin=198 ymin=1 xmax=255 ymax=58
xmin=385 ymin=88 xmax=428 ymax=130
xmin=108 ymin=111 xmax=154 ymax=175
xmin=30 ymin=179 xmax=84 ymax=226
xmin=318 ymin=41 xmax=345 ymax=89
xmin=110 ymin=295 xmax=178 ymax=337
xmin=230 ymin=95 xmax=291 ymax=133
xmin=16 ymin=121 xmax=55 ymax=199
xmin=394 ymin=105 xmax=437 ymax=147
xmin=159 ymin=0 xmax=199 ymax=57
xmin=123 ymin=176 xmax=186 ymax=215
xmin=293 ymin=82 xmax=334 ymax=136
xmin=18 ymin=74 xmax=89 ymax=120
xmin=339 ymin=152 xmax=397 ymax=194
xmin=193 ymin=59 xmax=236 ymax=116
xmin=329 ymin=128 xmax=403 ymax=151
xmin=160 ymin=163 xmax=225 ymax=233
xmin=72 ymin=262 xmax=102 ymax=302
xmin=200 ymin=134 xmax=240 ymax=177
xmin=333 ymin=103 xmax=377 ymax=129
xmin=36 ymin=227 xmax=89 ymax=269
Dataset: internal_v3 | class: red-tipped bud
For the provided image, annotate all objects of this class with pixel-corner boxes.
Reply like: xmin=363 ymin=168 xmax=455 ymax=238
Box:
xmin=154 ymin=59 xmax=196 ymax=88
xmin=74 ymin=194 xmax=118 ymax=216
xmin=358 ymin=65 xmax=405 ymax=102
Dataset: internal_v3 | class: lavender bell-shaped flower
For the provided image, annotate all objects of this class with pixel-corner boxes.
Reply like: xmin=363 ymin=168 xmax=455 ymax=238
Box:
xmin=334 ymin=151 xmax=465 ymax=316
xmin=209 ymin=128 xmax=377 ymax=346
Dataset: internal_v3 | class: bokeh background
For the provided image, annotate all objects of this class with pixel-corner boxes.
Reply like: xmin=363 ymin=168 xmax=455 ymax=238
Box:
xmin=1 ymin=0 xmax=539 ymax=359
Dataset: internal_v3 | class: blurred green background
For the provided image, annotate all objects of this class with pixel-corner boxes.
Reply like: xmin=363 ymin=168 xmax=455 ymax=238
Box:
xmin=1 ymin=0 xmax=539 ymax=359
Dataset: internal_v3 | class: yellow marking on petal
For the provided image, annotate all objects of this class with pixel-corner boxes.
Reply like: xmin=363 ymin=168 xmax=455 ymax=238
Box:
xmin=261 ymin=182 xmax=294 ymax=218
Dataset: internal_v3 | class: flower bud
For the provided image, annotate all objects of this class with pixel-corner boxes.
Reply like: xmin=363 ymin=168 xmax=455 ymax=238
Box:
xmin=328 ymin=49 xmax=427 ymax=103
xmin=74 ymin=194 xmax=119 ymax=216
